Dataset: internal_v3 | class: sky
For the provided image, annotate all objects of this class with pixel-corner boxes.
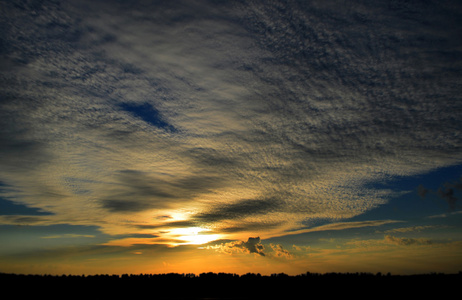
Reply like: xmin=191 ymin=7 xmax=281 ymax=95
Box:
xmin=1 ymin=0 xmax=462 ymax=276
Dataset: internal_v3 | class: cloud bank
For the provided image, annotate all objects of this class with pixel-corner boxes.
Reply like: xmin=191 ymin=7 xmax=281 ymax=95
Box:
xmin=1 ymin=0 xmax=462 ymax=244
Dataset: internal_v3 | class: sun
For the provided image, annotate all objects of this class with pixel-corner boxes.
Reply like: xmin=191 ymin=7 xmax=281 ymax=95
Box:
xmin=172 ymin=227 xmax=222 ymax=245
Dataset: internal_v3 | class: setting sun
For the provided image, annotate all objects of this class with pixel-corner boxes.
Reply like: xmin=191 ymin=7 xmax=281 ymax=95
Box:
xmin=173 ymin=227 xmax=222 ymax=245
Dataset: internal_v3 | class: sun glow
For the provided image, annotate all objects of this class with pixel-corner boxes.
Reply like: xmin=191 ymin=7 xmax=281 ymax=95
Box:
xmin=172 ymin=227 xmax=222 ymax=245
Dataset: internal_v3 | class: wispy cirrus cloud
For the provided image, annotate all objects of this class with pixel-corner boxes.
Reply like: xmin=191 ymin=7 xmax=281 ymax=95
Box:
xmin=271 ymin=220 xmax=403 ymax=239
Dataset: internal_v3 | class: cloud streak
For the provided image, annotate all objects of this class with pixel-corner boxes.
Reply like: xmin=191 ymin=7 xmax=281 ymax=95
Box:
xmin=271 ymin=220 xmax=402 ymax=238
xmin=384 ymin=235 xmax=433 ymax=246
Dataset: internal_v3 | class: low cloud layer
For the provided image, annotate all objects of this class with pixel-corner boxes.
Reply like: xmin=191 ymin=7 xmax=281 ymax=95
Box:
xmin=1 ymin=0 xmax=462 ymax=245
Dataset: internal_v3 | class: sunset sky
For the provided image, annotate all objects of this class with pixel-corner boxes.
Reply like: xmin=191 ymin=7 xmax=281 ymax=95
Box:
xmin=1 ymin=0 xmax=462 ymax=276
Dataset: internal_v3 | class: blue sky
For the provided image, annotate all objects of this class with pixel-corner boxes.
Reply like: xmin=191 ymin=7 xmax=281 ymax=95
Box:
xmin=0 ymin=0 xmax=461 ymax=275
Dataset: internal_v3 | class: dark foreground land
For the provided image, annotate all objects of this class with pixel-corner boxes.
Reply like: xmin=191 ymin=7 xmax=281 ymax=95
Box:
xmin=2 ymin=271 xmax=461 ymax=299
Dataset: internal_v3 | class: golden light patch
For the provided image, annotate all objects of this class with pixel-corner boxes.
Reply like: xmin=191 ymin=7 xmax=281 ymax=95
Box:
xmin=171 ymin=227 xmax=222 ymax=245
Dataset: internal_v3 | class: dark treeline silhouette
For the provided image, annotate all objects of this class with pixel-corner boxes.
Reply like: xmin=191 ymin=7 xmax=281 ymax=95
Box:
xmin=2 ymin=271 xmax=460 ymax=298
xmin=2 ymin=270 xmax=461 ymax=280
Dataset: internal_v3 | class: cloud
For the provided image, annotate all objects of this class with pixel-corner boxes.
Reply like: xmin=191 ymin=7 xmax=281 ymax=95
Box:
xmin=417 ymin=185 xmax=429 ymax=198
xmin=99 ymin=170 xmax=182 ymax=213
xmin=269 ymin=243 xmax=293 ymax=259
xmin=41 ymin=234 xmax=95 ymax=239
xmin=437 ymin=187 xmax=458 ymax=211
xmin=383 ymin=226 xmax=439 ymax=234
xmin=208 ymin=239 xmax=293 ymax=259
xmin=437 ymin=178 xmax=462 ymax=211
xmin=241 ymin=237 xmax=266 ymax=256
xmin=1 ymin=0 xmax=462 ymax=245
xmin=98 ymin=169 xmax=226 ymax=215
xmin=384 ymin=235 xmax=433 ymax=246
xmin=0 ymin=215 xmax=53 ymax=226
xmin=272 ymin=220 xmax=402 ymax=238
xmin=193 ymin=197 xmax=283 ymax=223
xmin=209 ymin=237 xmax=266 ymax=256
xmin=417 ymin=177 xmax=462 ymax=210
xmin=428 ymin=210 xmax=462 ymax=219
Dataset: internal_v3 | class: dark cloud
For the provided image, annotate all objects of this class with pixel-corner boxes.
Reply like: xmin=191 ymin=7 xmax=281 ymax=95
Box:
xmin=113 ymin=233 xmax=159 ymax=240
xmin=219 ymin=221 xmax=284 ymax=233
xmin=417 ymin=184 xmax=429 ymax=199
xmin=437 ymin=178 xmax=462 ymax=211
xmin=0 ymin=97 xmax=52 ymax=173
xmin=437 ymin=187 xmax=458 ymax=211
xmin=417 ymin=177 xmax=462 ymax=211
xmin=139 ymin=220 xmax=199 ymax=230
xmin=100 ymin=170 xmax=222 ymax=213
xmin=221 ymin=237 xmax=266 ymax=256
xmin=101 ymin=199 xmax=152 ymax=213
xmin=194 ymin=197 xmax=282 ymax=223
xmin=185 ymin=147 xmax=240 ymax=168
xmin=385 ymin=235 xmax=432 ymax=246
xmin=137 ymin=199 xmax=285 ymax=233
xmin=0 ymin=215 xmax=52 ymax=226
xmin=242 ymin=237 xmax=265 ymax=256
xmin=100 ymin=170 xmax=175 ymax=212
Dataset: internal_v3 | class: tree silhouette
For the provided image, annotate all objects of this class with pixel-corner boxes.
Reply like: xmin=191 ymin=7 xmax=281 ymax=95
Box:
xmin=1 ymin=271 xmax=460 ymax=298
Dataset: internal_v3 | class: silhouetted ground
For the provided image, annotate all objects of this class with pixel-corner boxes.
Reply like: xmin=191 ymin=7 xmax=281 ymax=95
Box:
xmin=2 ymin=271 xmax=461 ymax=299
